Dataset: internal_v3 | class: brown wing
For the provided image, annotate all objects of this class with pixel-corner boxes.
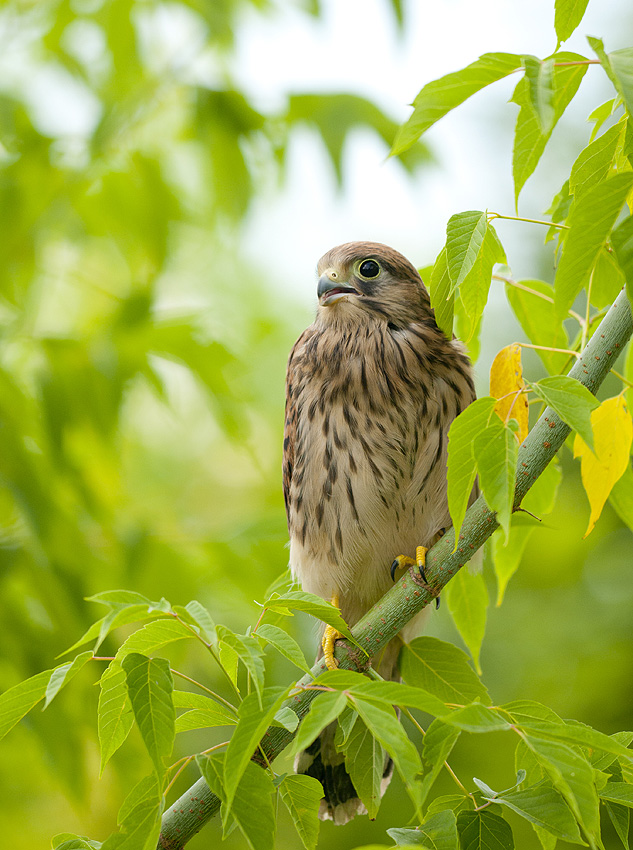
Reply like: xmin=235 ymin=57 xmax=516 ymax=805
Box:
xmin=283 ymin=330 xmax=310 ymax=529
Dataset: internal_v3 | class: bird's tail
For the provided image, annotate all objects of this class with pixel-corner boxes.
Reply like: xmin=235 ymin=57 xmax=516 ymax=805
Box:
xmin=294 ymin=636 xmax=402 ymax=824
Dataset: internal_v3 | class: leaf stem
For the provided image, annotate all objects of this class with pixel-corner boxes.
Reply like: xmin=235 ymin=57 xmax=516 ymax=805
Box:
xmin=171 ymin=669 xmax=239 ymax=715
xmin=487 ymin=212 xmax=569 ymax=230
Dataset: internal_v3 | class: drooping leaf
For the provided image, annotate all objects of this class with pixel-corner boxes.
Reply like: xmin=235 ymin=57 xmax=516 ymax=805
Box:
xmin=457 ymin=809 xmax=515 ymax=849
xmin=504 ymin=280 xmax=569 ymax=373
xmin=446 ymin=211 xmax=488 ymax=292
xmin=589 ymin=38 xmax=633 ymax=120
xmin=444 ymin=567 xmax=488 ymax=674
xmin=512 ymin=54 xmax=588 ymax=203
xmin=590 ymin=247 xmax=626 ymax=309
xmin=392 ymin=53 xmax=523 ymax=155
xmin=573 ymin=395 xmax=633 ymax=536
xmin=447 ymin=397 xmax=497 ymax=541
xmin=291 ymin=690 xmax=347 ymax=755
xmin=611 ymin=214 xmax=633 ymax=305
xmin=354 ymin=698 xmax=423 ymax=813
xmin=486 ymin=779 xmax=582 ymax=842
xmin=429 ymin=247 xmax=454 ymax=339
xmin=569 ymin=120 xmax=625 ymax=200
xmin=222 ymin=686 xmax=288 ymax=813
xmin=419 ymin=720 xmax=461 ymax=805
xmin=115 ymin=619 xmax=194 ymax=660
xmin=388 ymin=809 xmax=459 ymax=849
xmin=279 ymin=774 xmax=323 ymax=850
xmin=458 ymin=223 xmax=506 ymax=339
xmin=555 ymin=0 xmax=591 ymax=43
xmin=554 ymin=172 xmax=633 ymax=315
xmin=173 ymin=690 xmax=237 ymax=732
xmin=256 ymin=623 xmax=311 ymax=674
xmin=122 ymin=653 xmax=175 ymax=776
xmin=473 ymin=416 xmax=519 ymax=540
xmin=263 ymin=591 xmax=358 ymax=646
xmin=44 ymin=651 xmax=93 ymax=709
xmin=98 ymin=661 xmax=134 ymax=774
xmin=400 ymin=636 xmax=490 ymax=705
xmin=442 ymin=704 xmax=511 ymax=733
xmin=523 ymin=56 xmax=555 ymax=134
xmin=198 ymin=754 xmax=276 ymax=850
xmin=0 ymin=669 xmax=56 ymax=741
xmin=341 ymin=713 xmax=383 ymax=819
xmin=101 ymin=773 xmax=164 ymax=850
xmin=490 ymin=344 xmax=529 ymax=442
xmin=216 ymin=627 xmax=265 ymax=704
xmin=529 ymin=375 xmax=599 ymax=449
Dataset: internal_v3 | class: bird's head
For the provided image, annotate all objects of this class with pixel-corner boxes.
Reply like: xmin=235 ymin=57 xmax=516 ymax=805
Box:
xmin=316 ymin=241 xmax=432 ymax=328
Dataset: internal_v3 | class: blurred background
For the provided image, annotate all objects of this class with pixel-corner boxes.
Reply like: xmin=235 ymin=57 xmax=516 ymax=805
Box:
xmin=1 ymin=0 xmax=632 ymax=848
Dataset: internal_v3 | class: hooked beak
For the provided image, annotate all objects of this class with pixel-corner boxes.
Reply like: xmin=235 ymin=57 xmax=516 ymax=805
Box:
xmin=317 ymin=274 xmax=359 ymax=306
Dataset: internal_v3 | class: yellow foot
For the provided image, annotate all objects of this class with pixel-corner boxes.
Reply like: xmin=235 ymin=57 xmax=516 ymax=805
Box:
xmin=322 ymin=594 xmax=341 ymax=670
xmin=390 ymin=546 xmax=428 ymax=582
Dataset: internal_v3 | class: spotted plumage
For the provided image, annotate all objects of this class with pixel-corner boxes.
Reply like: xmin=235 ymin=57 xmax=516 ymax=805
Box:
xmin=283 ymin=242 xmax=475 ymax=823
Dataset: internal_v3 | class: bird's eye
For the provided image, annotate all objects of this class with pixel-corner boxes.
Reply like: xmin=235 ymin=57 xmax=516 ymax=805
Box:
xmin=358 ymin=259 xmax=380 ymax=279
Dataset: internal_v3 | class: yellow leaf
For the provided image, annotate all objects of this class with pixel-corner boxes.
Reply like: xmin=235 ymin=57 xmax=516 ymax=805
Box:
xmin=573 ymin=395 xmax=633 ymax=537
xmin=489 ymin=343 xmax=529 ymax=442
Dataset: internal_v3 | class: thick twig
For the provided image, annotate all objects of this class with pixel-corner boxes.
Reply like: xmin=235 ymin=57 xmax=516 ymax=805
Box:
xmin=158 ymin=288 xmax=633 ymax=849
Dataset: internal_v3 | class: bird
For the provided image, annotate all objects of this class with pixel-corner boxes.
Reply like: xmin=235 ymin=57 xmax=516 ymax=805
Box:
xmin=283 ymin=241 xmax=476 ymax=823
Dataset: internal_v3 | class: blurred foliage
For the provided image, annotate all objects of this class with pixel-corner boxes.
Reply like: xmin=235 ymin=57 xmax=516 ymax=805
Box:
xmin=0 ymin=1 xmax=632 ymax=849
xmin=0 ymin=0 xmax=430 ymax=846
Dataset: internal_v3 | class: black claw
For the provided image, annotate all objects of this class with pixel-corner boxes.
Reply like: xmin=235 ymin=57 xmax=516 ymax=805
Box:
xmin=418 ymin=565 xmax=428 ymax=583
xmin=390 ymin=559 xmax=399 ymax=582
xmin=435 ymin=596 xmax=441 ymax=610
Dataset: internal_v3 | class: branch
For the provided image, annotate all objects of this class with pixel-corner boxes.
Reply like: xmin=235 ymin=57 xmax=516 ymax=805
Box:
xmin=158 ymin=288 xmax=633 ymax=849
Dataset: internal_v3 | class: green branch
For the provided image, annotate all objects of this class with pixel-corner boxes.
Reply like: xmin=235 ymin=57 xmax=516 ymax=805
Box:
xmin=158 ymin=288 xmax=633 ymax=850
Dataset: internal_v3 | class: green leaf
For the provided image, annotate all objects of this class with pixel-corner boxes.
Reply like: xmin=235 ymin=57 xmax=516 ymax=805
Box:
xmin=473 ymin=416 xmax=519 ymax=540
xmin=599 ymin=781 xmax=633 ymax=807
xmin=310 ymin=670 xmax=449 ymax=716
xmin=486 ymin=779 xmax=582 ymax=842
xmin=524 ymin=734 xmax=600 ymax=841
xmin=0 ymin=668 xmax=53 ymax=741
xmin=419 ymin=719 xmax=461 ymax=805
xmin=493 ymin=462 xmax=562 ymax=605
xmin=256 ymin=624 xmax=311 ymax=673
xmin=512 ymin=55 xmax=588 ymax=203
xmin=604 ymin=799 xmax=630 ymax=849
xmin=554 ymin=172 xmax=633 ymax=315
xmin=612 ymin=215 xmax=633 ymax=305
xmin=341 ymin=713 xmax=383 ymax=819
xmin=569 ymin=120 xmax=625 ymax=200
xmin=400 ymin=636 xmax=490 ymax=705
xmin=279 ymin=774 xmax=323 ymax=850
xmin=101 ymin=773 xmax=164 ymax=850
xmin=444 ymin=568 xmax=488 ymax=674
xmin=459 ymin=223 xmax=506 ymax=339
xmin=52 ymin=836 xmax=101 ymax=850
xmin=446 ymin=211 xmax=488 ymax=291
xmin=175 ymin=699 xmax=238 ymax=732
xmin=198 ymin=755 xmax=276 ymax=850
xmin=273 ymin=706 xmax=300 ymax=732
xmin=115 ymin=619 xmax=193 ymax=660
xmin=429 ymin=247 xmax=454 ymax=339
xmin=216 ymin=627 xmax=265 ymax=704
xmin=392 ymin=53 xmax=523 ymax=155
xmin=529 ymin=376 xmax=599 ymax=449
xmin=609 ymin=464 xmax=633 ymax=532
xmin=263 ymin=591 xmax=358 ymax=647
xmin=291 ymin=690 xmax=347 ymax=755
xmin=555 ymin=0 xmax=590 ymax=43
xmin=98 ymin=661 xmax=134 ymax=774
xmin=521 ymin=719 xmax=633 ymax=763
xmin=44 ymin=651 xmax=93 ymax=709
xmin=447 ymin=397 xmax=497 ymax=541
xmin=590 ymin=247 xmax=626 ymax=309
xmin=178 ymin=600 xmax=216 ymax=643
xmin=442 ymin=704 xmax=510 ymax=733
xmin=457 ymin=809 xmax=515 ymax=849
xmin=523 ymin=56 xmax=555 ymax=134
xmin=122 ymin=653 xmax=175 ymax=776
xmin=354 ymin=698 xmax=423 ymax=813
xmin=589 ymin=38 xmax=633 ymax=120
xmin=389 ymin=809 xmax=459 ymax=849
xmin=223 ymin=686 xmax=288 ymax=813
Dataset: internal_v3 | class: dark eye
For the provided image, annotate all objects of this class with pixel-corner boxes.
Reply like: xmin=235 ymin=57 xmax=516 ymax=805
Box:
xmin=358 ymin=259 xmax=380 ymax=278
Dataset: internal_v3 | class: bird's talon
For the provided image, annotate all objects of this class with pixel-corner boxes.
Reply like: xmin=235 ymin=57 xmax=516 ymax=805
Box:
xmin=435 ymin=596 xmax=441 ymax=610
xmin=390 ymin=554 xmax=416 ymax=581
xmin=322 ymin=594 xmax=342 ymax=670
xmin=415 ymin=545 xmax=429 ymax=582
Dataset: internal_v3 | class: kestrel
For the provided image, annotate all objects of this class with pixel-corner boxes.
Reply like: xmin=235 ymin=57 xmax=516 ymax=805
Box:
xmin=283 ymin=242 xmax=475 ymax=823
